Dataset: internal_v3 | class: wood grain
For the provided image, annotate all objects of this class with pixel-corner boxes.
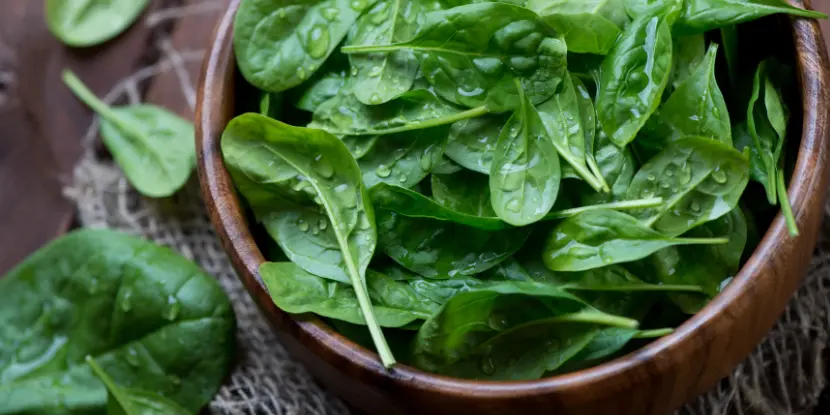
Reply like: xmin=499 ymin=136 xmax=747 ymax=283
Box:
xmin=196 ymin=1 xmax=830 ymax=414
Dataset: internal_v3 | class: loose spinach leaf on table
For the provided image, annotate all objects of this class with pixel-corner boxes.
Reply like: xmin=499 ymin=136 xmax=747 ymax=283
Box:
xmin=62 ymin=70 xmax=195 ymax=198
xmin=596 ymin=9 xmax=673 ymax=147
xmin=260 ymin=262 xmax=439 ymax=327
xmin=342 ymin=2 xmax=568 ymax=112
xmin=626 ymin=137 xmax=750 ymax=237
xmin=542 ymin=209 xmax=729 ymax=272
xmin=46 ymin=0 xmax=150 ymax=47
xmin=345 ymin=0 xmax=423 ymax=105
xmin=0 ymin=229 xmax=234 ymax=414
xmin=490 ymin=81 xmax=561 ymax=226
xmin=234 ymin=0 xmax=376 ymax=92
xmin=444 ymin=115 xmax=508 ymax=174
xmin=674 ymin=0 xmax=827 ymax=35
xmin=220 ymin=113 xmax=396 ymax=367
xmin=86 ymin=356 xmax=190 ymax=415
xmin=529 ymin=0 xmax=629 ymax=55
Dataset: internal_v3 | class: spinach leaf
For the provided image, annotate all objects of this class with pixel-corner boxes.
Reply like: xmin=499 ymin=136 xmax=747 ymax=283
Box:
xmin=626 ymin=137 xmax=750 ymax=236
xmin=309 ymin=89 xmax=486 ymax=135
xmin=490 ymin=82 xmax=561 ymax=226
xmin=259 ymin=262 xmax=439 ymax=327
xmin=432 ymin=156 xmax=465 ymax=174
xmin=581 ymin=125 xmax=637 ymax=205
xmin=370 ymin=183 xmax=508 ymax=230
xmin=555 ymin=327 xmax=673 ymax=372
xmin=572 ymin=76 xmax=608 ymax=191
xmin=62 ymin=70 xmax=195 ymax=198
xmin=431 ymin=170 xmax=496 ymax=217
xmin=674 ymin=0 xmax=827 ymax=35
xmin=411 ymin=281 xmax=637 ymax=375
xmin=542 ymin=209 xmax=729 ymax=272
xmin=343 ymin=135 xmax=380 ymax=159
xmin=233 ymin=0 xmax=375 ymax=92
xmin=220 ymin=113 xmax=396 ymax=367
xmin=359 ymin=126 xmax=448 ymax=189
xmin=596 ymin=11 xmax=673 ymax=147
xmin=650 ymin=43 xmax=732 ymax=146
xmin=537 ymin=73 xmax=606 ymax=192
xmin=0 ymin=229 xmax=234 ymax=414
xmin=342 ymin=2 xmax=568 ymax=112
xmin=46 ymin=0 xmax=150 ymax=47
xmin=376 ymin=210 xmax=529 ymax=278
xmin=445 ymin=115 xmax=508 ymax=174
xmin=86 ymin=356 xmax=190 ymax=415
xmin=346 ymin=0 xmax=423 ymax=104
xmin=668 ymin=34 xmax=706 ymax=91
xmin=530 ymin=0 xmax=628 ymax=55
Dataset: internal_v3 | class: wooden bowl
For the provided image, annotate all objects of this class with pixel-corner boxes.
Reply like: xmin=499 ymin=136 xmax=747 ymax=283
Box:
xmin=195 ymin=2 xmax=830 ymax=413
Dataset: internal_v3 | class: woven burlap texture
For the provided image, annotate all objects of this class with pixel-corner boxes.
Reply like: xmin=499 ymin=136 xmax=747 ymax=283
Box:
xmin=62 ymin=2 xmax=830 ymax=414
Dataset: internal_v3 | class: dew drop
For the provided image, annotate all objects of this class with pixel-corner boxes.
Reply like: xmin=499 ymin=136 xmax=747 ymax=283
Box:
xmin=120 ymin=289 xmax=133 ymax=312
xmin=666 ymin=170 xmax=674 ymax=177
xmin=171 ymin=375 xmax=182 ymax=386
xmin=480 ymin=357 xmax=497 ymax=375
xmin=398 ymin=174 xmax=408 ymax=183
xmin=297 ymin=67 xmax=307 ymax=81
xmin=488 ymin=312 xmax=508 ymax=330
xmin=311 ymin=225 xmax=320 ymax=235
xmin=509 ymin=127 xmax=519 ymax=138
xmin=678 ymin=165 xmax=692 ymax=185
xmin=647 ymin=174 xmax=656 ymax=182
xmin=321 ymin=7 xmax=340 ymax=21
xmin=162 ymin=295 xmax=181 ymax=321
xmin=350 ymin=67 xmax=359 ymax=76
xmin=690 ymin=202 xmax=701 ymax=212
xmin=350 ymin=0 xmax=368 ymax=10
xmin=306 ymin=25 xmax=330 ymax=59
xmin=375 ymin=164 xmax=392 ymax=178
xmin=313 ymin=154 xmax=335 ymax=178
xmin=661 ymin=181 xmax=671 ymax=189
xmin=419 ymin=154 xmax=433 ymax=171
xmin=357 ymin=212 xmax=373 ymax=230
xmin=712 ymin=169 xmax=728 ymax=184
xmin=506 ymin=199 xmax=521 ymax=213
xmin=368 ymin=66 xmax=383 ymax=77
xmin=278 ymin=8 xmax=287 ymax=18
xmin=318 ymin=219 xmax=328 ymax=231
xmin=641 ymin=189 xmax=653 ymax=198
xmin=369 ymin=93 xmax=382 ymax=104
xmin=125 ymin=348 xmax=140 ymax=367
xmin=297 ymin=219 xmax=310 ymax=232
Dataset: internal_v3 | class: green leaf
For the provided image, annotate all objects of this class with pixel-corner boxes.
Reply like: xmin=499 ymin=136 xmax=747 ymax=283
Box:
xmin=490 ymin=83 xmax=561 ymax=226
xmin=530 ymin=0 xmax=628 ymax=55
xmin=431 ymin=170 xmax=496 ymax=217
xmin=581 ymin=126 xmax=636 ymax=205
xmin=411 ymin=281 xmax=637 ymax=375
xmin=542 ymin=209 xmax=729 ymax=272
xmin=674 ymin=0 xmax=827 ymax=35
xmin=626 ymin=137 xmax=750 ymax=236
xmin=220 ymin=113 xmax=395 ymax=367
xmin=62 ymin=70 xmax=195 ymax=198
xmin=46 ymin=0 xmax=150 ymax=47
xmin=376 ymin=209 xmax=529 ymax=278
xmin=370 ymin=183 xmax=508 ymax=230
xmin=0 ymin=229 xmax=234 ymax=414
xmin=596 ymin=12 xmax=673 ymax=147
xmin=309 ymin=89 xmax=487 ymax=135
xmin=233 ymin=0 xmax=376 ymax=92
xmin=346 ymin=0 xmax=423 ymax=104
xmin=290 ymin=51 xmax=351 ymax=112
xmin=444 ymin=115 xmax=508 ymax=174
xmin=260 ymin=92 xmax=284 ymax=119
xmin=86 ymin=356 xmax=190 ymax=415
xmin=259 ymin=262 xmax=439 ymax=327
xmin=668 ymin=34 xmax=706 ymax=91
xmin=359 ymin=126 xmax=448 ymax=189
xmin=342 ymin=2 xmax=568 ymax=112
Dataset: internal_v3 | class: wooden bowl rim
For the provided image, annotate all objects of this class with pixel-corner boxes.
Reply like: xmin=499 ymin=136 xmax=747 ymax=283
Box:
xmin=196 ymin=0 xmax=830 ymax=401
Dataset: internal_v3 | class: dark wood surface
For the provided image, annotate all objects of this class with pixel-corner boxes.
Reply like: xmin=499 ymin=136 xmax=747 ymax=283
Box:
xmin=197 ymin=1 xmax=830 ymax=414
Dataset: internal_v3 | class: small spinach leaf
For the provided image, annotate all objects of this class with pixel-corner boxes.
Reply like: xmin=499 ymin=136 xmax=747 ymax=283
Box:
xmin=530 ymin=0 xmax=628 ymax=55
xmin=62 ymin=70 xmax=195 ymax=198
xmin=359 ymin=126 xmax=448 ymax=189
xmin=445 ymin=115 xmax=508 ymax=174
xmin=542 ymin=210 xmax=729 ymax=272
xmin=675 ymin=0 xmax=827 ymax=35
xmin=490 ymin=83 xmax=561 ymax=226
xmin=46 ymin=0 xmax=150 ymax=47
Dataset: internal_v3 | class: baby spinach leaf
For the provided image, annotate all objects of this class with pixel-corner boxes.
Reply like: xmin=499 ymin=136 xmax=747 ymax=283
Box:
xmin=490 ymin=83 xmax=561 ymax=226
xmin=530 ymin=0 xmax=628 ymax=55
xmin=542 ymin=209 xmax=729 ymax=272
xmin=376 ymin=210 xmax=529 ymax=278
xmin=46 ymin=0 xmax=150 ymax=47
xmin=432 ymin=170 xmax=497 ymax=217
xmin=432 ymin=156 xmax=465 ymax=174
xmin=537 ymin=73 xmax=605 ymax=192
xmin=86 ymin=356 xmax=190 ymax=415
xmin=342 ymin=135 xmax=380 ymax=159
xmin=370 ymin=183 xmax=508 ymax=230
xmin=62 ymin=70 xmax=195 ymax=198
xmin=444 ymin=115 xmax=508 ymax=174
xmin=572 ymin=76 xmax=608 ymax=191
xmin=406 ymin=276 xmax=489 ymax=305
xmin=411 ymin=281 xmax=637 ymax=374
xmin=596 ymin=11 xmax=673 ymax=147
xmin=359 ymin=126 xmax=448 ymax=189
xmin=220 ymin=113 xmax=396 ymax=367
xmin=581 ymin=126 xmax=637 ymax=205
xmin=626 ymin=137 xmax=750 ymax=236
xmin=342 ymin=2 xmax=568 ymax=112
xmin=309 ymin=89 xmax=486 ymax=135
xmin=0 ymin=229 xmax=234 ymax=414
xmin=346 ymin=0 xmax=423 ymax=104
xmin=259 ymin=262 xmax=439 ymax=327
xmin=233 ymin=0 xmax=376 ymax=93
xmin=654 ymin=43 xmax=732 ymax=145
xmin=674 ymin=0 xmax=827 ymax=36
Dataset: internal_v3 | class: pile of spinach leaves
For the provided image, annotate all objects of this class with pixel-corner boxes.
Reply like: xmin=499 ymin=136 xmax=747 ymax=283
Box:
xmin=224 ymin=0 xmax=825 ymax=379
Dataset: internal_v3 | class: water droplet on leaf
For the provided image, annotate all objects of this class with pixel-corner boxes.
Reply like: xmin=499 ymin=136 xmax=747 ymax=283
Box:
xmin=125 ymin=348 xmax=140 ymax=367
xmin=313 ymin=155 xmax=335 ymax=178
xmin=162 ymin=295 xmax=180 ymax=321
xmin=506 ymin=199 xmax=521 ymax=213
xmin=120 ymin=290 xmax=133 ymax=312
xmin=368 ymin=66 xmax=383 ymax=77
xmin=375 ymin=165 xmax=392 ymax=178
xmin=369 ymin=93 xmax=382 ymax=104
xmin=647 ymin=174 xmax=656 ymax=182
xmin=712 ymin=169 xmax=728 ymax=184
xmin=321 ymin=7 xmax=340 ymax=21
xmin=488 ymin=313 xmax=508 ymax=330
xmin=480 ymin=357 xmax=497 ymax=375
xmin=318 ymin=219 xmax=328 ymax=231
xmin=306 ymin=25 xmax=330 ymax=59
xmin=297 ymin=219 xmax=309 ymax=232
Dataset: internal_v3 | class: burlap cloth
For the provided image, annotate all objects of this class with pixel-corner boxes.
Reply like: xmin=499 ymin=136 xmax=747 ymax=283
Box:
xmin=62 ymin=1 xmax=830 ymax=414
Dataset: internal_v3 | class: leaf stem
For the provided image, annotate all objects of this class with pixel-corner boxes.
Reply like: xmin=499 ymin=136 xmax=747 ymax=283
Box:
xmin=562 ymin=284 xmax=705 ymax=293
xmin=669 ymin=237 xmax=730 ymax=245
xmin=777 ymin=170 xmax=799 ymax=237
xmin=633 ymin=328 xmax=674 ymax=339
xmin=586 ymin=157 xmax=611 ymax=193
xmin=550 ymin=310 xmax=639 ymax=329
xmin=564 ymin=157 xmax=607 ymax=193
xmin=62 ymin=69 xmax=117 ymax=120
xmin=342 ymin=44 xmax=403 ymax=54
xmin=544 ymin=197 xmax=664 ymax=219
xmin=372 ymin=105 xmax=489 ymax=135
